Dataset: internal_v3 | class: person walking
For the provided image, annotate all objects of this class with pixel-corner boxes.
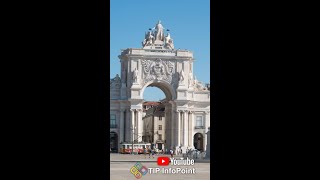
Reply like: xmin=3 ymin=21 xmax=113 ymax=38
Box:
xmin=148 ymin=147 xmax=151 ymax=158
xmin=151 ymin=148 xmax=155 ymax=158
xmin=170 ymin=149 xmax=174 ymax=158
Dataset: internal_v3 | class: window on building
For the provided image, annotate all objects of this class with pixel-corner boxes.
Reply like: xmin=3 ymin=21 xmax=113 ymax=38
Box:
xmin=158 ymin=134 xmax=162 ymax=140
xmin=159 ymin=116 xmax=162 ymax=120
xmin=110 ymin=114 xmax=116 ymax=128
xmin=159 ymin=125 xmax=162 ymax=130
xmin=195 ymin=116 xmax=203 ymax=128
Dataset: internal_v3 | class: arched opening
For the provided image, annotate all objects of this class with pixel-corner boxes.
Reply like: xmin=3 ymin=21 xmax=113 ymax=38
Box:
xmin=141 ymin=80 xmax=176 ymax=101
xmin=141 ymin=81 xmax=175 ymax=152
xmin=143 ymin=87 xmax=165 ymax=101
xmin=193 ymin=133 xmax=204 ymax=152
xmin=110 ymin=132 xmax=118 ymax=153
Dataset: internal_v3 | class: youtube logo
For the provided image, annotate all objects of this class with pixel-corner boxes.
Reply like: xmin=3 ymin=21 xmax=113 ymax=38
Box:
xmin=157 ymin=157 xmax=170 ymax=166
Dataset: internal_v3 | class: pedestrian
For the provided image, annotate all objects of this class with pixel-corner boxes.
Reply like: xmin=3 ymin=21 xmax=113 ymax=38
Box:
xmin=148 ymin=147 xmax=151 ymax=158
xmin=143 ymin=147 xmax=147 ymax=159
xmin=170 ymin=149 xmax=174 ymax=158
xmin=152 ymin=148 xmax=155 ymax=158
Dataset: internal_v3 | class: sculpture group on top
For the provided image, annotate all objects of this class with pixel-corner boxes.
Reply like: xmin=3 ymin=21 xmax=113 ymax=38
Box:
xmin=142 ymin=21 xmax=174 ymax=50
xmin=110 ymin=74 xmax=121 ymax=89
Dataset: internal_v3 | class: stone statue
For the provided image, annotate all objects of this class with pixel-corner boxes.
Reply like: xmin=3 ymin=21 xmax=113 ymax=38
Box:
xmin=115 ymin=74 xmax=120 ymax=82
xmin=194 ymin=76 xmax=198 ymax=85
xmin=179 ymin=69 xmax=184 ymax=82
xmin=194 ymin=76 xmax=205 ymax=91
xmin=142 ymin=31 xmax=154 ymax=47
xmin=133 ymin=68 xmax=139 ymax=83
xmin=164 ymin=33 xmax=174 ymax=49
xmin=188 ymin=71 xmax=193 ymax=87
xmin=152 ymin=20 xmax=165 ymax=41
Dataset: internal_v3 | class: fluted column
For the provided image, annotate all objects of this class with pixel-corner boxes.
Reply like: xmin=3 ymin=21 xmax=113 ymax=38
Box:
xmin=125 ymin=109 xmax=130 ymax=142
xmin=204 ymin=111 xmax=210 ymax=151
xmin=171 ymin=109 xmax=174 ymax=148
xmin=188 ymin=111 xmax=193 ymax=147
xmin=205 ymin=111 xmax=210 ymax=129
xmin=130 ymin=109 xmax=135 ymax=143
xmin=137 ymin=109 xmax=143 ymax=142
xmin=190 ymin=111 xmax=194 ymax=148
xmin=176 ymin=110 xmax=181 ymax=147
xmin=119 ymin=109 xmax=125 ymax=143
xmin=183 ymin=110 xmax=188 ymax=147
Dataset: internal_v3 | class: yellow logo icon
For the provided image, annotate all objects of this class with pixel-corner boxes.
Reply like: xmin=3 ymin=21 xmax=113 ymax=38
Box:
xmin=130 ymin=162 xmax=148 ymax=179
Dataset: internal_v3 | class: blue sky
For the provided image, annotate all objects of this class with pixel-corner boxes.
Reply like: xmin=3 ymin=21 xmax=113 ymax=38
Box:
xmin=110 ymin=0 xmax=210 ymax=101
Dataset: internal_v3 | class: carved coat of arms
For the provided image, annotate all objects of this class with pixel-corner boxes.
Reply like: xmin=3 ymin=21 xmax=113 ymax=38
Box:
xmin=141 ymin=59 xmax=175 ymax=84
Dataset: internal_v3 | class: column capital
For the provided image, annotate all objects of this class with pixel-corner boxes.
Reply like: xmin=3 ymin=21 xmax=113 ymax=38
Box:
xmin=130 ymin=109 xmax=136 ymax=112
xmin=205 ymin=111 xmax=210 ymax=114
xmin=189 ymin=111 xmax=195 ymax=114
xmin=136 ymin=109 xmax=143 ymax=112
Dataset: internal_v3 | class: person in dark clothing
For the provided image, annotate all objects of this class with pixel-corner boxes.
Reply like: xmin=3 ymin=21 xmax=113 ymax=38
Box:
xmin=170 ymin=149 xmax=174 ymax=158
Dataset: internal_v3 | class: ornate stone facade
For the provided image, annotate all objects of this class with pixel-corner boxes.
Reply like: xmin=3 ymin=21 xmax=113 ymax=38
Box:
xmin=110 ymin=21 xmax=210 ymax=153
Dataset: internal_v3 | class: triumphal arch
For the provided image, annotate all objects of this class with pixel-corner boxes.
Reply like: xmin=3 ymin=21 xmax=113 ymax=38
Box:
xmin=110 ymin=21 xmax=210 ymax=152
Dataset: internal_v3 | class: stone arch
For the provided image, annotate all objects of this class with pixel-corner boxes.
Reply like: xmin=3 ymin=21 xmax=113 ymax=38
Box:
xmin=140 ymin=80 xmax=176 ymax=101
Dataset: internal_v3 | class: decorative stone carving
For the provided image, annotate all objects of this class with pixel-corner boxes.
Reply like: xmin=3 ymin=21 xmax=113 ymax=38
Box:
xmin=141 ymin=59 xmax=175 ymax=84
xmin=164 ymin=33 xmax=174 ymax=49
xmin=110 ymin=74 xmax=121 ymax=89
xmin=194 ymin=76 xmax=207 ymax=91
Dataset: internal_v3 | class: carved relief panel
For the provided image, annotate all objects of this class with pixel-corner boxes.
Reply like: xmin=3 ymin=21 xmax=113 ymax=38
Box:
xmin=141 ymin=58 xmax=175 ymax=85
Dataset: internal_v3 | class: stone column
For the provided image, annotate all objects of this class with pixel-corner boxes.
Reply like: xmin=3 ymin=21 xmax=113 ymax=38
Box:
xmin=170 ymin=109 xmax=174 ymax=149
xmin=205 ymin=127 xmax=210 ymax=159
xmin=204 ymin=111 xmax=210 ymax=151
xmin=130 ymin=109 xmax=135 ymax=143
xmin=183 ymin=110 xmax=188 ymax=147
xmin=190 ymin=111 xmax=194 ymax=148
xmin=137 ymin=109 xmax=143 ymax=142
xmin=135 ymin=110 xmax=138 ymax=141
xmin=125 ymin=109 xmax=130 ymax=142
xmin=119 ymin=109 xmax=125 ymax=144
xmin=206 ymin=111 xmax=210 ymax=128
xmin=176 ymin=110 xmax=181 ymax=147
xmin=187 ymin=111 xmax=191 ymax=147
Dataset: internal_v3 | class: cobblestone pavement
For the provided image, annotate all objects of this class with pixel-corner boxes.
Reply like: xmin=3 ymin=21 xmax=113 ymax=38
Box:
xmin=110 ymin=153 xmax=210 ymax=180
